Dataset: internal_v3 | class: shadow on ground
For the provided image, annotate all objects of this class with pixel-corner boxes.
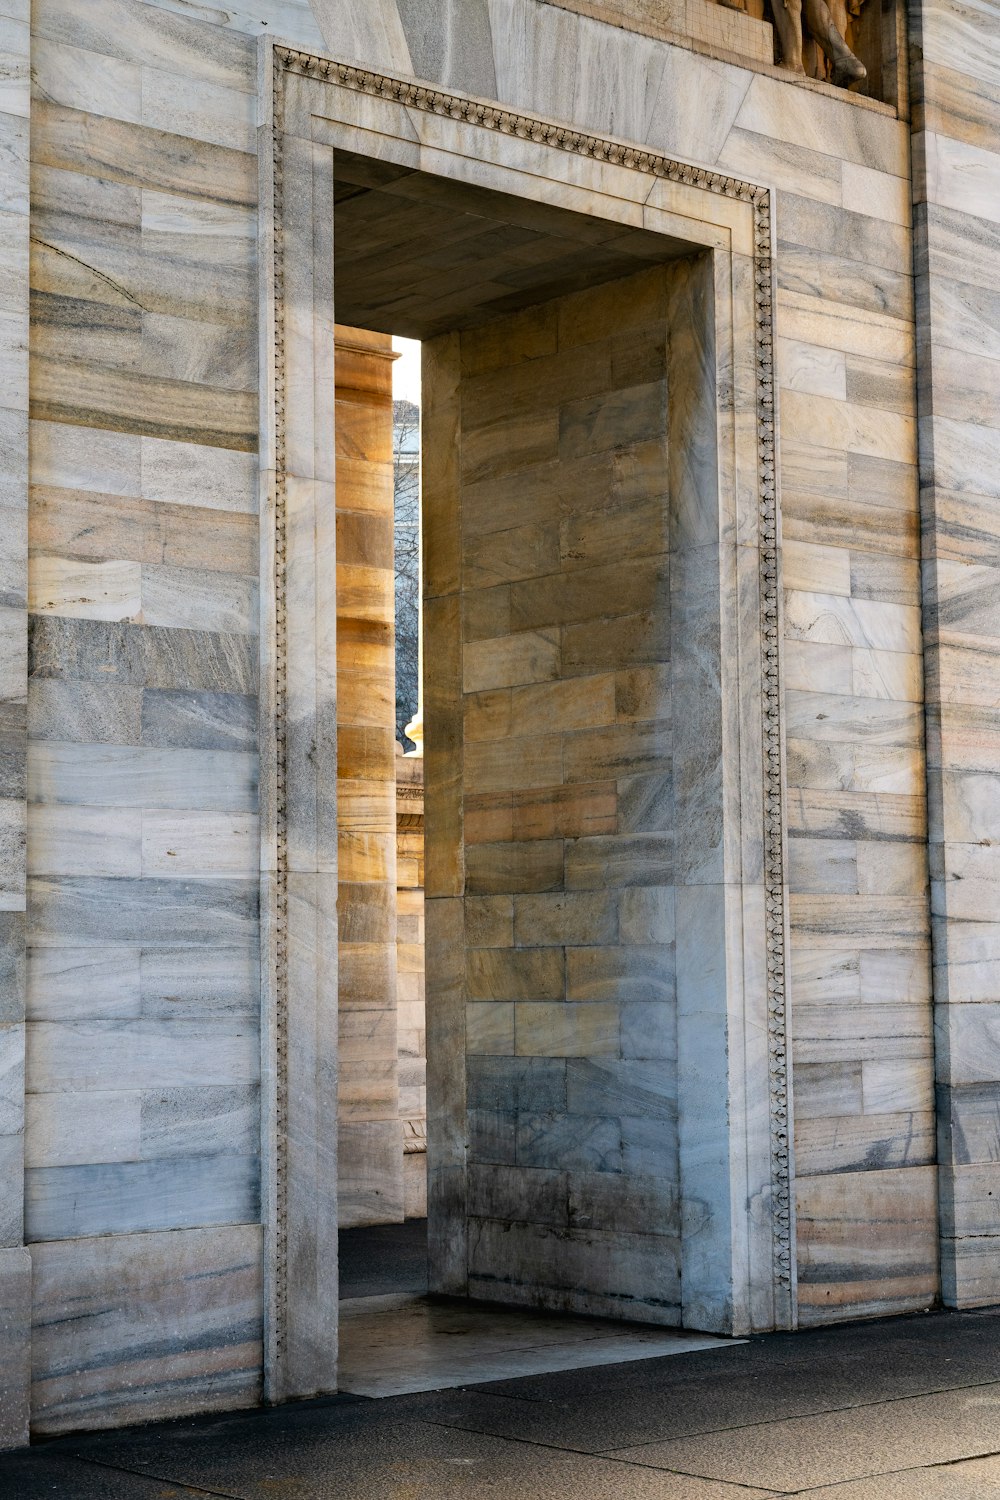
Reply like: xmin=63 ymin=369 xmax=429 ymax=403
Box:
xmin=5 ymin=1306 xmax=1000 ymax=1497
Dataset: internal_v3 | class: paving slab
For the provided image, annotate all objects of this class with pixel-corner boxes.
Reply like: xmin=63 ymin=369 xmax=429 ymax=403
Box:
xmin=609 ymin=1383 xmax=1000 ymax=1492
xmin=0 ymin=1450 xmax=229 ymax=1499
xmin=68 ymin=1411 xmax=778 ymax=1500
xmin=338 ymin=1292 xmax=734 ymax=1396
xmin=3 ymin=1305 xmax=1000 ymax=1499
xmin=339 ymin=1219 xmax=429 ymax=1300
xmin=803 ymin=1453 xmax=1000 ymax=1497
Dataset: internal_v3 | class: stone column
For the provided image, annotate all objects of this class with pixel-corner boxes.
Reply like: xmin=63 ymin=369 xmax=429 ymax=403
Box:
xmin=396 ymin=747 xmax=427 ymax=1218
xmin=910 ymin=0 xmax=1000 ymax=1307
xmin=334 ymin=328 xmax=403 ymax=1227
xmin=422 ymin=262 xmax=769 ymax=1331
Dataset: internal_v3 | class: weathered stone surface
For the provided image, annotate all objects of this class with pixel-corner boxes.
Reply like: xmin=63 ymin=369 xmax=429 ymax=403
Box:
xmin=0 ymin=0 xmax=973 ymax=1442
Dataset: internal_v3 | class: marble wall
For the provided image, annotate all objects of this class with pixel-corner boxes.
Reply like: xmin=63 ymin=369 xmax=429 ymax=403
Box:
xmin=910 ymin=0 xmax=1000 ymax=1308
xmin=18 ymin=0 xmax=297 ymax=1438
xmin=424 ymin=267 xmax=681 ymax=1323
xmin=327 ymin=0 xmax=937 ymax=1329
xmin=0 ymin=0 xmax=29 ymax=1454
xmin=0 ymin=0 xmax=991 ymax=1444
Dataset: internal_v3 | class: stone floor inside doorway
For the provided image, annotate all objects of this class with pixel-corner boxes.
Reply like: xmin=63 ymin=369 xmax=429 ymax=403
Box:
xmin=337 ymin=1220 xmax=732 ymax=1397
xmin=7 ymin=1304 xmax=1000 ymax=1496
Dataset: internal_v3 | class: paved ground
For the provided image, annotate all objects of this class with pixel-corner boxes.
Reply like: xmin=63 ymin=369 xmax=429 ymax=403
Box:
xmin=338 ymin=1218 xmax=429 ymax=1300
xmin=6 ymin=1304 xmax=1000 ymax=1496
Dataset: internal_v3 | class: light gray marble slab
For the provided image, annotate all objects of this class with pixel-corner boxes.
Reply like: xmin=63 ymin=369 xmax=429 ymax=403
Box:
xmin=0 ymin=114 xmax=28 ymax=216
xmin=25 ymin=1152 xmax=259 ymax=1240
xmin=28 ymin=680 xmax=142 ymax=745
xmin=0 ymin=1128 xmax=21 ymax=1245
xmin=141 ymin=67 xmax=255 ymax=154
xmin=30 ymin=0 xmax=255 ymax=91
xmin=0 ymin=1018 xmax=23 ymax=1137
xmin=140 ymin=944 xmax=258 ymax=1017
xmin=29 ymin=743 xmax=257 ymax=811
xmin=143 ymin=0 xmax=326 ymax=44
xmin=396 ymin=0 xmax=497 ymax=97
xmin=0 ymin=910 xmax=24 ymax=1023
xmin=140 ymin=312 xmax=255 ymax=394
xmin=139 ymin=1083 xmax=258 ymax=1159
xmin=25 ymin=1089 xmax=140 ymax=1168
xmin=139 ymin=431 xmax=256 ymax=513
xmin=0 ymin=1246 xmax=29 ymax=1446
xmin=29 ymin=617 xmax=258 ymax=695
xmin=32 ymin=35 xmax=141 ymax=124
xmin=142 ymin=556 xmax=259 ymax=638
xmin=140 ymin=687 xmax=256 ymax=751
xmin=0 ymin=407 xmax=27 ymax=512
xmin=26 ymin=945 xmax=140 ymax=1020
xmin=26 ymin=1016 xmax=259 ymax=1092
xmin=27 ymin=804 xmax=141 ymax=878
xmin=28 ymin=876 xmax=258 ymax=948
xmin=29 ymin=418 xmax=139 ymax=497
xmin=140 ymin=810 xmax=258 ymax=880
xmin=0 ymin=15 xmax=29 ymax=121
xmin=29 ymin=1224 xmax=262 ymax=1434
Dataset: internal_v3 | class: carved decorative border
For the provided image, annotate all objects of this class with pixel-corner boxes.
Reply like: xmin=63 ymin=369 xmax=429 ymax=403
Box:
xmin=267 ymin=49 xmax=793 ymax=1346
xmin=269 ymin=46 xmax=290 ymax=1378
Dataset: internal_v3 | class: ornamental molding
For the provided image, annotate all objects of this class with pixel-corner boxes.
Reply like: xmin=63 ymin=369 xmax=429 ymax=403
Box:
xmin=266 ymin=46 xmax=793 ymax=1362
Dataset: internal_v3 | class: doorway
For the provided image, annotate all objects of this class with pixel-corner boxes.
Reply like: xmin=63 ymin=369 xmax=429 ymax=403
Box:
xmin=261 ymin=48 xmax=789 ymax=1403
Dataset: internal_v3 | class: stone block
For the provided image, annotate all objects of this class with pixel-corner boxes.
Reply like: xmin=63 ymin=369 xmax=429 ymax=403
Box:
xmin=796 ymin=1167 xmax=938 ymax=1325
xmin=566 ymin=1059 xmax=678 ymax=1121
xmin=515 ymin=1112 xmax=622 ymax=1173
xmin=465 ymin=840 xmax=564 ymax=895
xmin=515 ymin=1002 xmax=619 ymax=1058
xmin=463 ymin=894 xmax=513 ymax=949
xmin=0 ymin=1246 xmax=29 ymax=1450
xmin=513 ymin=891 xmax=618 ymax=948
xmin=466 ymin=946 xmax=564 ymax=1002
xmin=564 ymin=833 xmax=673 ymax=890
xmin=466 ymin=1055 xmax=567 ymax=1114
xmin=795 ymin=1111 xmax=935 ymax=1175
xmin=510 ymin=783 xmax=617 ymax=840
xmin=25 ymin=1154 xmax=259 ymax=1242
xmin=566 ymin=944 xmax=674 ymax=1004
xmin=466 ymin=1002 xmax=514 ymax=1055
xmin=29 ymin=1225 xmax=262 ymax=1435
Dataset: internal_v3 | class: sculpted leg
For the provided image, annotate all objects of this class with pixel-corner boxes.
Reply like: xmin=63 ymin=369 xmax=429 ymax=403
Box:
xmin=802 ymin=0 xmax=867 ymax=85
xmin=771 ymin=0 xmax=806 ymax=74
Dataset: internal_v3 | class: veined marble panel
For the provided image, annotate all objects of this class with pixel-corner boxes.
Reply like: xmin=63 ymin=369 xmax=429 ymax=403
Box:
xmin=29 ymin=743 xmax=257 ymax=810
xmin=32 ymin=102 xmax=255 ymax=208
xmin=28 ymin=680 xmax=141 ymax=745
xmin=140 ymin=566 xmax=257 ymax=636
xmin=31 ymin=37 xmax=141 ymax=125
xmin=28 ymin=876 xmax=258 ymax=948
xmin=29 ymin=1224 xmax=262 ymax=1434
xmin=0 ymin=1246 xmax=29 ymax=1447
xmin=139 ymin=811 xmax=258 ymax=880
xmin=25 ymin=1089 xmax=140 ymax=1167
xmin=26 ymin=1016 xmax=258 ymax=1091
xmin=796 ymin=1166 xmax=938 ymax=1324
xmin=141 ymin=69 xmax=255 ymax=154
xmin=27 ymin=804 xmax=140 ymax=878
xmin=31 ymin=0 xmax=255 ymax=91
xmin=25 ymin=1153 xmax=259 ymax=1240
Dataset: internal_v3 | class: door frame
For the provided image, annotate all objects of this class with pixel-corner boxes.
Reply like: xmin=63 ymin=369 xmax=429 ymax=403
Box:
xmin=256 ymin=37 xmax=795 ymax=1401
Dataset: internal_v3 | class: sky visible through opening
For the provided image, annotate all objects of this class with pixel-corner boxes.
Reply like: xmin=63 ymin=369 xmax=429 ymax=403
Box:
xmin=392 ymin=336 xmax=421 ymax=403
